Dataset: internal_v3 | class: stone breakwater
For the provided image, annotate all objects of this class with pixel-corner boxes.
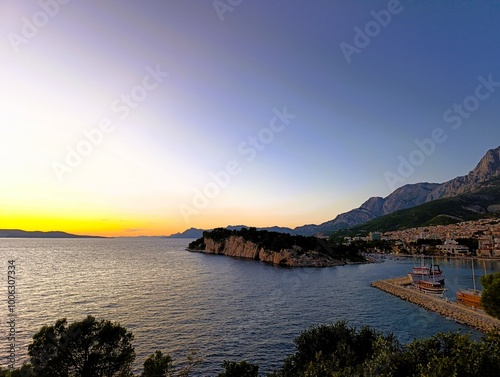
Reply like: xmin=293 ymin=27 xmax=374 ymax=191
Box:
xmin=372 ymin=277 xmax=500 ymax=333
xmin=188 ymin=236 xmax=346 ymax=267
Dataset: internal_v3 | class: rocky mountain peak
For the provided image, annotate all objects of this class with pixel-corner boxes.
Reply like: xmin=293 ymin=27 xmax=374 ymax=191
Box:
xmin=359 ymin=197 xmax=385 ymax=217
xmin=470 ymin=146 xmax=500 ymax=181
xmin=383 ymin=182 xmax=440 ymax=214
xmin=427 ymin=146 xmax=500 ymax=201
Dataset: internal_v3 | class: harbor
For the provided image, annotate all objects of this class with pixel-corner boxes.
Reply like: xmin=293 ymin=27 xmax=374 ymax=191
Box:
xmin=371 ymin=276 xmax=500 ymax=334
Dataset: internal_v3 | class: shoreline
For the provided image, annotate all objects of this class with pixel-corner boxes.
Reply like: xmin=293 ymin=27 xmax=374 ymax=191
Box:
xmin=186 ymin=248 xmax=368 ymax=268
xmin=371 ymin=276 xmax=500 ymax=334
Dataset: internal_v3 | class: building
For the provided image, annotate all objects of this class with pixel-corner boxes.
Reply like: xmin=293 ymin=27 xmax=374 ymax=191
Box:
xmin=477 ymin=236 xmax=494 ymax=258
xmin=437 ymin=239 xmax=469 ymax=256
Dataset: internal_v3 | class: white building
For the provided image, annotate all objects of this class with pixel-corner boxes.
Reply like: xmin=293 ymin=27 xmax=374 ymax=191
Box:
xmin=437 ymin=239 xmax=469 ymax=256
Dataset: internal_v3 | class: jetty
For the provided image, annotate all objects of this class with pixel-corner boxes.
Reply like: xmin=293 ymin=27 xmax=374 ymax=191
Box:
xmin=371 ymin=276 xmax=500 ymax=333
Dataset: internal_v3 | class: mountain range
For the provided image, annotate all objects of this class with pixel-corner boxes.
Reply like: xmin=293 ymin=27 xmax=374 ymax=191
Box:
xmin=298 ymin=146 xmax=500 ymax=235
xmin=169 ymin=146 xmax=500 ymax=238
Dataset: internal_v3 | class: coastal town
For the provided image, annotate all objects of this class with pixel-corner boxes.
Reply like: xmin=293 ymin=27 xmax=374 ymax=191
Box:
xmin=362 ymin=217 xmax=500 ymax=334
xmin=343 ymin=218 xmax=500 ymax=258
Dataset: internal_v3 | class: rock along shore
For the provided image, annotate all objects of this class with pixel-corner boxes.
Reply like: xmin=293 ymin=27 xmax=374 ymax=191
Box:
xmin=371 ymin=277 xmax=500 ymax=333
xmin=188 ymin=235 xmax=347 ymax=267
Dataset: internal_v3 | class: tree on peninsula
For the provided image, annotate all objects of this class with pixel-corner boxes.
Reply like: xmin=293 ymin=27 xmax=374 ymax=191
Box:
xmin=481 ymin=272 xmax=500 ymax=319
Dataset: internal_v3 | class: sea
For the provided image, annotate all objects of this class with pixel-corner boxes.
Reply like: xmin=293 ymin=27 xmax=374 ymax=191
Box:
xmin=1 ymin=238 xmax=499 ymax=375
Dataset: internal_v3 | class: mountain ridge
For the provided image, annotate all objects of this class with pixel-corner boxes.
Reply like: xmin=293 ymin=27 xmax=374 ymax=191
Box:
xmin=295 ymin=146 xmax=500 ymax=235
xmin=169 ymin=146 xmax=500 ymax=237
xmin=334 ymin=175 xmax=500 ymax=235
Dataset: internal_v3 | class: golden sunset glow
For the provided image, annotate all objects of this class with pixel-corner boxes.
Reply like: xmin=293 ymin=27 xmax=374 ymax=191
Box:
xmin=1 ymin=1 xmax=499 ymax=237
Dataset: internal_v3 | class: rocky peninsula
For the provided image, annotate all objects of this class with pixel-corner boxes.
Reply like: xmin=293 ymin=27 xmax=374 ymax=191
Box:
xmin=187 ymin=227 xmax=365 ymax=267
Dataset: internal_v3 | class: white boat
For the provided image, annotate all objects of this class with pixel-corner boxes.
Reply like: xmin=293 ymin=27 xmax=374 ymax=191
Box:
xmin=411 ymin=259 xmax=445 ymax=284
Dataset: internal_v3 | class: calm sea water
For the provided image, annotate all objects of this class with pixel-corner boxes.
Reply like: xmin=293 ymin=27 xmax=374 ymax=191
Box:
xmin=1 ymin=238 xmax=499 ymax=375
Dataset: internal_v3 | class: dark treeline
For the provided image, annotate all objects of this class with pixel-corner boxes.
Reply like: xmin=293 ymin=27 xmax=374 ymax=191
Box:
xmin=3 ymin=317 xmax=500 ymax=377
xmin=189 ymin=227 xmax=320 ymax=252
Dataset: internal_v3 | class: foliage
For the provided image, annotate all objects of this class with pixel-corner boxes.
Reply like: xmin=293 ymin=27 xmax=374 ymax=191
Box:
xmin=4 ymin=317 xmax=500 ymax=376
xmin=28 ymin=315 xmax=135 ymax=377
xmin=416 ymin=238 xmax=443 ymax=247
xmin=274 ymin=321 xmax=381 ymax=377
xmin=141 ymin=351 xmax=172 ymax=377
xmin=8 ymin=316 xmax=202 ymax=377
xmin=175 ymin=350 xmax=203 ymax=377
xmin=265 ymin=321 xmax=500 ymax=377
xmin=403 ymin=331 xmax=500 ymax=377
xmin=218 ymin=360 xmax=259 ymax=377
xmin=187 ymin=237 xmax=205 ymax=250
xmin=140 ymin=350 xmax=202 ymax=377
xmin=481 ymin=272 xmax=500 ymax=319
xmin=456 ymin=237 xmax=479 ymax=252
xmin=0 ymin=364 xmax=34 ymax=377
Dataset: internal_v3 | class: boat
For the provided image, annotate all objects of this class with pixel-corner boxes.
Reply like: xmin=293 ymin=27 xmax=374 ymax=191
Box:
xmin=408 ymin=274 xmax=446 ymax=295
xmin=411 ymin=260 xmax=445 ymax=284
xmin=456 ymin=289 xmax=482 ymax=309
xmin=456 ymin=261 xmax=482 ymax=309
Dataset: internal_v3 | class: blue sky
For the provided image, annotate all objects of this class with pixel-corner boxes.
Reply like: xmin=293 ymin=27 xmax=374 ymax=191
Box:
xmin=1 ymin=0 xmax=499 ymax=236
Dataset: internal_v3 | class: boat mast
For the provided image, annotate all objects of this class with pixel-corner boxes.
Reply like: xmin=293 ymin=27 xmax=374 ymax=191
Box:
xmin=431 ymin=256 xmax=434 ymax=280
xmin=472 ymin=260 xmax=477 ymax=292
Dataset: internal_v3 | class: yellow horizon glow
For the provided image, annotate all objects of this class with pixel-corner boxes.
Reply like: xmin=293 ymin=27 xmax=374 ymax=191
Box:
xmin=0 ymin=213 xmax=175 ymax=237
xmin=0 ymin=207 xmax=339 ymax=238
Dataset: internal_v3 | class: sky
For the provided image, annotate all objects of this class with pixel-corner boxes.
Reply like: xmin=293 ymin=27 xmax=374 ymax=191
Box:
xmin=1 ymin=0 xmax=500 ymax=237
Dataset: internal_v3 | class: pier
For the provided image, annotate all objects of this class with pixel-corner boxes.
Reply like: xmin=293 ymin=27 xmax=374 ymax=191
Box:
xmin=371 ymin=276 xmax=500 ymax=333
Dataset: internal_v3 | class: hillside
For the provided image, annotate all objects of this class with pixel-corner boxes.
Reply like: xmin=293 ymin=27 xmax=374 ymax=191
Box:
xmin=334 ymin=177 xmax=500 ymax=236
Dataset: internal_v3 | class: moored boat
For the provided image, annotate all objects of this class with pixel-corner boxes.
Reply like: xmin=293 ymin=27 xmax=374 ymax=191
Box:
xmin=408 ymin=273 xmax=446 ymax=295
xmin=456 ymin=289 xmax=482 ymax=309
xmin=456 ymin=261 xmax=482 ymax=309
xmin=411 ymin=259 xmax=445 ymax=284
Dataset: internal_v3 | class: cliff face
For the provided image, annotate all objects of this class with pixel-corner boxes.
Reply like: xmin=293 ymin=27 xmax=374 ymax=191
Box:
xmin=196 ymin=236 xmax=344 ymax=267
xmin=427 ymin=147 xmax=500 ymax=200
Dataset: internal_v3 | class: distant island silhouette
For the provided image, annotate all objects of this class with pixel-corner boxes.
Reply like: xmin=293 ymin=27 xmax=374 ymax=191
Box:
xmin=0 ymin=229 xmax=106 ymax=238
